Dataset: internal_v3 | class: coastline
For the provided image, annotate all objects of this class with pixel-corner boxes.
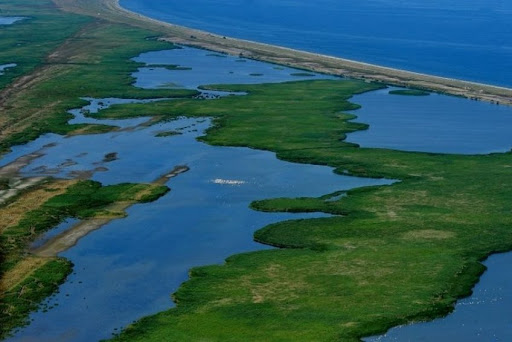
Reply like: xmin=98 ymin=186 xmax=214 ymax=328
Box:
xmin=3 ymin=1 xmax=509 ymax=340
xmin=54 ymin=0 xmax=512 ymax=106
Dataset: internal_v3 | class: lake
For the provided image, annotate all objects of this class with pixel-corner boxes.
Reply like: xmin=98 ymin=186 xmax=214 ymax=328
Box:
xmin=4 ymin=48 xmax=388 ymax=342
xmin=346 ymin=88 xmax=512 ymax=154
xmin=4 ymin=45 xmax=512 ymax=341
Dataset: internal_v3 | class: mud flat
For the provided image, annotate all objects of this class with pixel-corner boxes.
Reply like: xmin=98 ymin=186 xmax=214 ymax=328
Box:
xmin=53 ymin=0 xmax=512 ymax=106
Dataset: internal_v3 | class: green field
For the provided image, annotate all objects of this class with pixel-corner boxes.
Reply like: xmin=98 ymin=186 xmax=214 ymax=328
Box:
xmin=0 ymin=0 xmax=198 ymax=154
xmin=95 ymin=81 xmax=512 ymax=341
xmin=1 ymin=0 xmax=512 ymax=341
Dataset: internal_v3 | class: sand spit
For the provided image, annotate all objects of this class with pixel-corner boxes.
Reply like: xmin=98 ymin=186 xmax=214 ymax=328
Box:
xmin=31 ymin=165 xmax=189 ymax=257
xmin=53 ymin=0 xmax=512 ymax=106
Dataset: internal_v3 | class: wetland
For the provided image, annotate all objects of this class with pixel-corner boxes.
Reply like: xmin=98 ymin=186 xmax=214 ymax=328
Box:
xmin=1 ymin=0 xmax=512 ymax=341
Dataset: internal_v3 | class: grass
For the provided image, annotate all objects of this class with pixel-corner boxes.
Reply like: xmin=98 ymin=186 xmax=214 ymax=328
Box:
xmin=0 ymin=0 xmax=198 ymax=154
xmin=0 ymin=180 xmax=169 ymax=339
xmin=0 ymin=258 xmax=72 ymax=339
xmin=0 ymin=0 xmax=90 ymax=90
xmin=90 ymin=80 xmax=512 ymax=341
xmin=389 ymin=89 xmax=430 ymax=96
xmin=2 ymin=0 xmax=512 ymax=340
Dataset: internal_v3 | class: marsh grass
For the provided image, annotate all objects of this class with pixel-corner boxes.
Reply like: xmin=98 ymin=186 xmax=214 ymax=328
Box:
xmin=101 ymin=80 xmax=512 ymax=341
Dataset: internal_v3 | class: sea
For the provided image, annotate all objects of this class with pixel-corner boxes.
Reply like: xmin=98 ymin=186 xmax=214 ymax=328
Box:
xmin=120 ymin=0 xmax=512 ymax=87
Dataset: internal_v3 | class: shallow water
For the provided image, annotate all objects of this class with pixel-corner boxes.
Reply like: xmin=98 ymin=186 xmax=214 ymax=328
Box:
xmin=132 ymin=46 xmax=334 ymax=89
xmin=9 ymin=117 xmax=390 ymax=342
xmin=365 ymin=253 xmax=512 ymax=342
xmin=346 ymin=88 xmax=512 ymax=154
xmin=0 ymin=17 xmax=25 ymax=25
xmin=4 ymin=48 xmax=389 ymax=342
xmin=5 ymin=46 xmax=512 ymax=341
xmin=0 ymin=63 xmax=16 ymax=75
xmin=121 ymin=0 xmax=512 ymax=87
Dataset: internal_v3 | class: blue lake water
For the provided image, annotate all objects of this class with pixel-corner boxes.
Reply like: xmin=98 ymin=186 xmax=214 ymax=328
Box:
xmin=132 ymin=46 xmax=333 ymax=89
xmin=346 ymin=88 xmax=512 ymax=154
xmin=4 ymin=49 xmax=389 ymax=342
xmin=4 ymin=45 xmax=512 ymax=341
xmin=365 ymin=253 xmax=512 ymax=342
xmin=121 ymin=0 xmax=512 ymax=87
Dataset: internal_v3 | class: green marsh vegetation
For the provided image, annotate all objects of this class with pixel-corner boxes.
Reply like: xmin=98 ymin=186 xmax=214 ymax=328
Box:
xmin=0 ymin=180 xmax=169 ymax=338
xmin=94 ymin=80 xmax=512 ymax=341
xmin=1 ymin=0 xmax=512 ymax=340
xmin=0 ymin=0 xmax=198 ymax=154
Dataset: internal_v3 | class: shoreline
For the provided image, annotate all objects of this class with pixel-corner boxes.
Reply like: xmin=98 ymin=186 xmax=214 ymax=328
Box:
xmin=54 ymin=0 xmax=512 ymax=106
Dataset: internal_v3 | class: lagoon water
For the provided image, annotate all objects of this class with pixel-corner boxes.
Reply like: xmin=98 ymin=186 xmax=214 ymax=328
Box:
xmin=4 ymin=49 xmax=388 ymax=342
xmin=133 ymin=47 xmax=333 ymax=89
xmin=121 ymin=0 xmax=512 ymax=87
xmin=346 ymin=88 xmax=512 ymax=154
xmin=4 ymin=45 xmax=512 ymax=341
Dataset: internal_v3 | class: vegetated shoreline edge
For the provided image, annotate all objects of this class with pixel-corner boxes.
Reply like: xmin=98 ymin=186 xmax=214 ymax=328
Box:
xmin=54 ymin=0 xmax=512 ymax=106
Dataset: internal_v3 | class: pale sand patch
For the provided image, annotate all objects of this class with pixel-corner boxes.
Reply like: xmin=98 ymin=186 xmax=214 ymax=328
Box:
xmin=32 ymin=218 xmax=112 ymax=257
xmin=0 ymin=256 xmax=50 ymax=293
xmin=0 ymin=179 xmax=76 ymax=233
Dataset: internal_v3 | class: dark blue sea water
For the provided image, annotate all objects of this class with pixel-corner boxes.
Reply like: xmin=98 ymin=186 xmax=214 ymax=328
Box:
xmin=120 ymin=0 xmax=512 ymax=87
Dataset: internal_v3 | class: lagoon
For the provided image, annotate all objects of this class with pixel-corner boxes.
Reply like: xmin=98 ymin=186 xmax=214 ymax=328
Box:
xmin=0 ymin=17 xmax=25 ymax=25
xmin=5 ymin=45 xmax=512 ymax=341
xmin=346 ymin=88 xmax=512 ymax=154
xmin=4 ymin=48 xmax=388 ymax=342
